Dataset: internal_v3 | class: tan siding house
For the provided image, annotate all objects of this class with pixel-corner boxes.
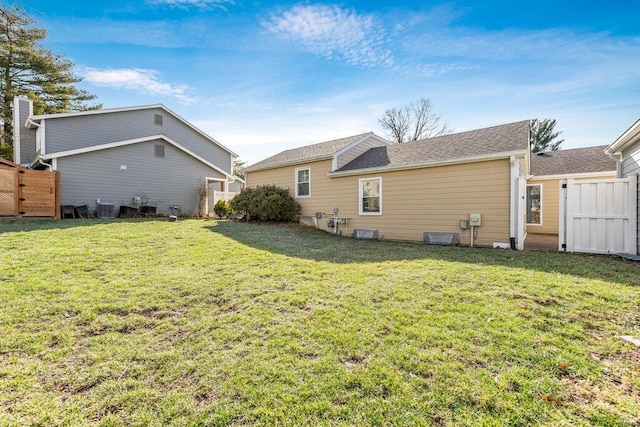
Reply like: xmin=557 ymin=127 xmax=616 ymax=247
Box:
xmin=527 ymin=146 xmax=617 ymax=237
xmin=246 ymin=122 xmax=531 ymax=248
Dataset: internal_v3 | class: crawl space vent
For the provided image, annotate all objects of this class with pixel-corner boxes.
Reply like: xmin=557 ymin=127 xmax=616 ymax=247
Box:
xmin=424 ymin=232 xmax=460 ymax=246
xmin=353 ymin=229 xmax=378 ymax=240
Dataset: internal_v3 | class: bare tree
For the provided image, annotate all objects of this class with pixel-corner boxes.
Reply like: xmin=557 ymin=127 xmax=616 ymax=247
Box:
xmin=378 ymin=98 xmax=450 ymax=143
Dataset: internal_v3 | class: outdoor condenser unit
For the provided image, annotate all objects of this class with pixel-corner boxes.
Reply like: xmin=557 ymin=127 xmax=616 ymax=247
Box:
xmin=96 ymin=203 xmax=115 ymax=218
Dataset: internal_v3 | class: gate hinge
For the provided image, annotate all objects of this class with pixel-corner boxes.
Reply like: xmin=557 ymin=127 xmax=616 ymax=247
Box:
xmin=19 ymin=183 xmax=26 ymax=187
xmin=562 ymin=183 xmax=567 ymax=188
xmin=18 ymin=197 xmax=26 ymax=201
xmin=561 ymin=243 xmax=566 ymax=249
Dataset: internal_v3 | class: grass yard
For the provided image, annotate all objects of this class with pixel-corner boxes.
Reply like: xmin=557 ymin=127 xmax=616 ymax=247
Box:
xmin=0 ymin=219 xmax=638 ymax=426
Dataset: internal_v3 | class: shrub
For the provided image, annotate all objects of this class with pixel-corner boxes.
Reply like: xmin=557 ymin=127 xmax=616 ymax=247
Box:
xmin=213 ymin=199 xmax=231 ymax=218
xmin=229 ymin=185 xmax=301 ymax=222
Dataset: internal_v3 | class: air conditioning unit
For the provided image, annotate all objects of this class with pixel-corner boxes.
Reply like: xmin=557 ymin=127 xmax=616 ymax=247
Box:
xmin=353 ymin=229 xmax=378 ymax=240
xmin=97 ymin=203 xmax=115 ymax=218
xmin=424 ymin=232 xmax=460 ymax=246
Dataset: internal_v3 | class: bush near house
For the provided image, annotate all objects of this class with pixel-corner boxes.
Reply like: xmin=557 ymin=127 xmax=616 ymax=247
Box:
xmin=213 ymin=199 xmax=231 ymax=218
xmin=230 ymin=184 xmax=301 ymax=222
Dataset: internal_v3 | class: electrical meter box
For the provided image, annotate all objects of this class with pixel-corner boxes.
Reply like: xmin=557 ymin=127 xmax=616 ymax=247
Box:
xmin=469 ymin=213 xmax=482 ymax=226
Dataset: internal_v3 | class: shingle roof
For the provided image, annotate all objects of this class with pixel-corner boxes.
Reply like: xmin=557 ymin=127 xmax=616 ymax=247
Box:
xmin=244 ymin=132 xmax=373 ymax=172
xmin=337 ymin=120 xmax=530 ymax=172
xmin=530 ymin=145 xmax=616 ymax=176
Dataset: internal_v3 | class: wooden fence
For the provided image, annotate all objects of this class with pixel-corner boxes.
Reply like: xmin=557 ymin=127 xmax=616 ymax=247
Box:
xmin=0 ymin=159 xmax=60 ymax=219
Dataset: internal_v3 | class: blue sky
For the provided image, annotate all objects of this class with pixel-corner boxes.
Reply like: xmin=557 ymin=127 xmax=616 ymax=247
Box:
xmin=19 ymin=0 xmax=640 ymax=164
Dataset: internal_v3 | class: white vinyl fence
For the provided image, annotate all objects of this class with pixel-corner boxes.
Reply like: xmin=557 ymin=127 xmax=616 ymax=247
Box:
xmin=559 ymin=176 xmax=637 ymax=254
xmin=210 ymin=190 xmax=237 ymax=218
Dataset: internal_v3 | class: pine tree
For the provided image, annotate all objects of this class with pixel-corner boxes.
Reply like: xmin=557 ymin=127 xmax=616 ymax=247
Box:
xmin=0 ymin=5 xmax=99 ymax=159
xmin=530 ymin=118 xmax=563 ymax=152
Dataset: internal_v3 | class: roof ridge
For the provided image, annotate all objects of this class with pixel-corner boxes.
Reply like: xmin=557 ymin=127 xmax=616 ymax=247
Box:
xmin=536 ymin=145 xmax=608 ymax=155
xmin=410 ymin=120 xmax=530 ymax=144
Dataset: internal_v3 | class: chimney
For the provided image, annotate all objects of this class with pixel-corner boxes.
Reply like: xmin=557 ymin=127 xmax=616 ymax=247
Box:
xmin=12 ymin=95 xmax=36 ymax=165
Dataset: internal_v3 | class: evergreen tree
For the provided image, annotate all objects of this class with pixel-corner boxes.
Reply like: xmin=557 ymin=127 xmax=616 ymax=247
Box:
xmin=0 ymin=5 xmax=99 ymax=158
xmin=530 ymin=118 xmax=563 ymax=152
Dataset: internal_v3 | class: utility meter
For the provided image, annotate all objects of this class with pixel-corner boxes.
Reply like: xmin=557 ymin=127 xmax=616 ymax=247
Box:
xmin=469 ymin=213 xmax=482 ymax=226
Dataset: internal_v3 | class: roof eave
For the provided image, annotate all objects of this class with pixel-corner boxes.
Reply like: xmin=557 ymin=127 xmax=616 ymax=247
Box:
xmin=333 ymin=133 xmax=390 ymax=157
xmin=30 ymin=104 xmax=165 ymax=120
xmin=327 ymin=149 xmax=528 ymax=177
xmin=245 ymin=154 xmax=334 ymax=173
xmin=605 ymin=117 xmax=640 ymax=156
xmin=527 ymin=170 xmax=617 ymax=180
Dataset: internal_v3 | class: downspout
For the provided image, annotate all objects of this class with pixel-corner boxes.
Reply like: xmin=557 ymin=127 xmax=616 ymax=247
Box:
xmin=37 ymin=157 xmax=52 ymax=171
xmin=225 ymin=175 xmax=236 ymax=192
xmin=509 ymin=156 xmax=517 ymax=249
xmin=26 ymin=117 xmax=40 ymax=129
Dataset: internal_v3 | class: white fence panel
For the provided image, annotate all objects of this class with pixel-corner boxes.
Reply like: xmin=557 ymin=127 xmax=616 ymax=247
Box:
xmin=560 ymin=176 xmax=637 ymax=254
xmin=213 ymin=190 xmax=236 ymax=204
xmin=209 ymin=190 xmax=237 ymax=218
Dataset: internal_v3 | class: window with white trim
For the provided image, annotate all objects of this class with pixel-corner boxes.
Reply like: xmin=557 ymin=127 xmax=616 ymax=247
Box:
xmin=295 ymin=167 xmax=310 ymax=198
xmin=526 ymin=184 xmax=542 ymax=225
xmin=359 ymin=177 xmax=382 ymax=215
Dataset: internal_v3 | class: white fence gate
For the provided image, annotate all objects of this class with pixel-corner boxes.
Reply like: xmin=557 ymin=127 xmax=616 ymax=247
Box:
xmin=559 ymin=176 xmax=637 ymax=254
xmin=209 ymin=190 xmax=237 ymax=217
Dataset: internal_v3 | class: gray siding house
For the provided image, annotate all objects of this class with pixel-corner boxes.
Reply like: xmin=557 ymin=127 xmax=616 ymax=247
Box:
xmin=12 ymin=96 xmax=239 ymax=216
xmin=606 ymin=118 xmax=640 ymax=254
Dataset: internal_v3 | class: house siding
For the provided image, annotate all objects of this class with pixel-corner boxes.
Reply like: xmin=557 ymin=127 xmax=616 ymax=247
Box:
xmin=336 ymin=138 xmax=388 ymax=170
xmin=620 ymin=140 xmax=640 ymax=177
xmin=247 ymin=158 xmax=513 ymax=246
xmin=56 ymin=139 xmax=226 ymax=215
xmin=619 ymin=140 xmax=640 ymax=252
xmin=526 ymin=178 xmax=559 ymax=235
xmin=527 ymin=174 xmax=617 ymax=236
xmin=42 ymin=108 xmax=232 ymax=173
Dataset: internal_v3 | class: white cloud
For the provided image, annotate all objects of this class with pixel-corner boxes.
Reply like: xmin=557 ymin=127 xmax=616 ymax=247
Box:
xmin=146 ymin=0 xmax=234 ymax=11
xmin=263 ymin=4 xmax=393 ymax=68
xmin=81 ymin=67 xmax=198 ymax=105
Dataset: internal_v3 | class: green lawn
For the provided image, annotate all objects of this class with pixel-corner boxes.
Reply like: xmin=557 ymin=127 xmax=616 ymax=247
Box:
xmin=0 ymin=219 xmax=638 ymax=426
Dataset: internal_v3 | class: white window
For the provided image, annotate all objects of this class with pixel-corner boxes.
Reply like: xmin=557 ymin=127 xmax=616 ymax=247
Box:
xmin=359 ymin=177 xmax=382 ymax=215
xmin=526 ymin=184 xmax=542 ymax=225
xmin=295 ymin=167 xmax=310 ymax=198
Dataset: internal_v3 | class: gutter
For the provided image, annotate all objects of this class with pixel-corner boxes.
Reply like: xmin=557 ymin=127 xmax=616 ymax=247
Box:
xmin=527 ymin=171 xmax=617 ymax=181
xmin=28 ymin=156 xmax=52 ymax=171
xmin=245 ymin=155 xmax=334 ymax=173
